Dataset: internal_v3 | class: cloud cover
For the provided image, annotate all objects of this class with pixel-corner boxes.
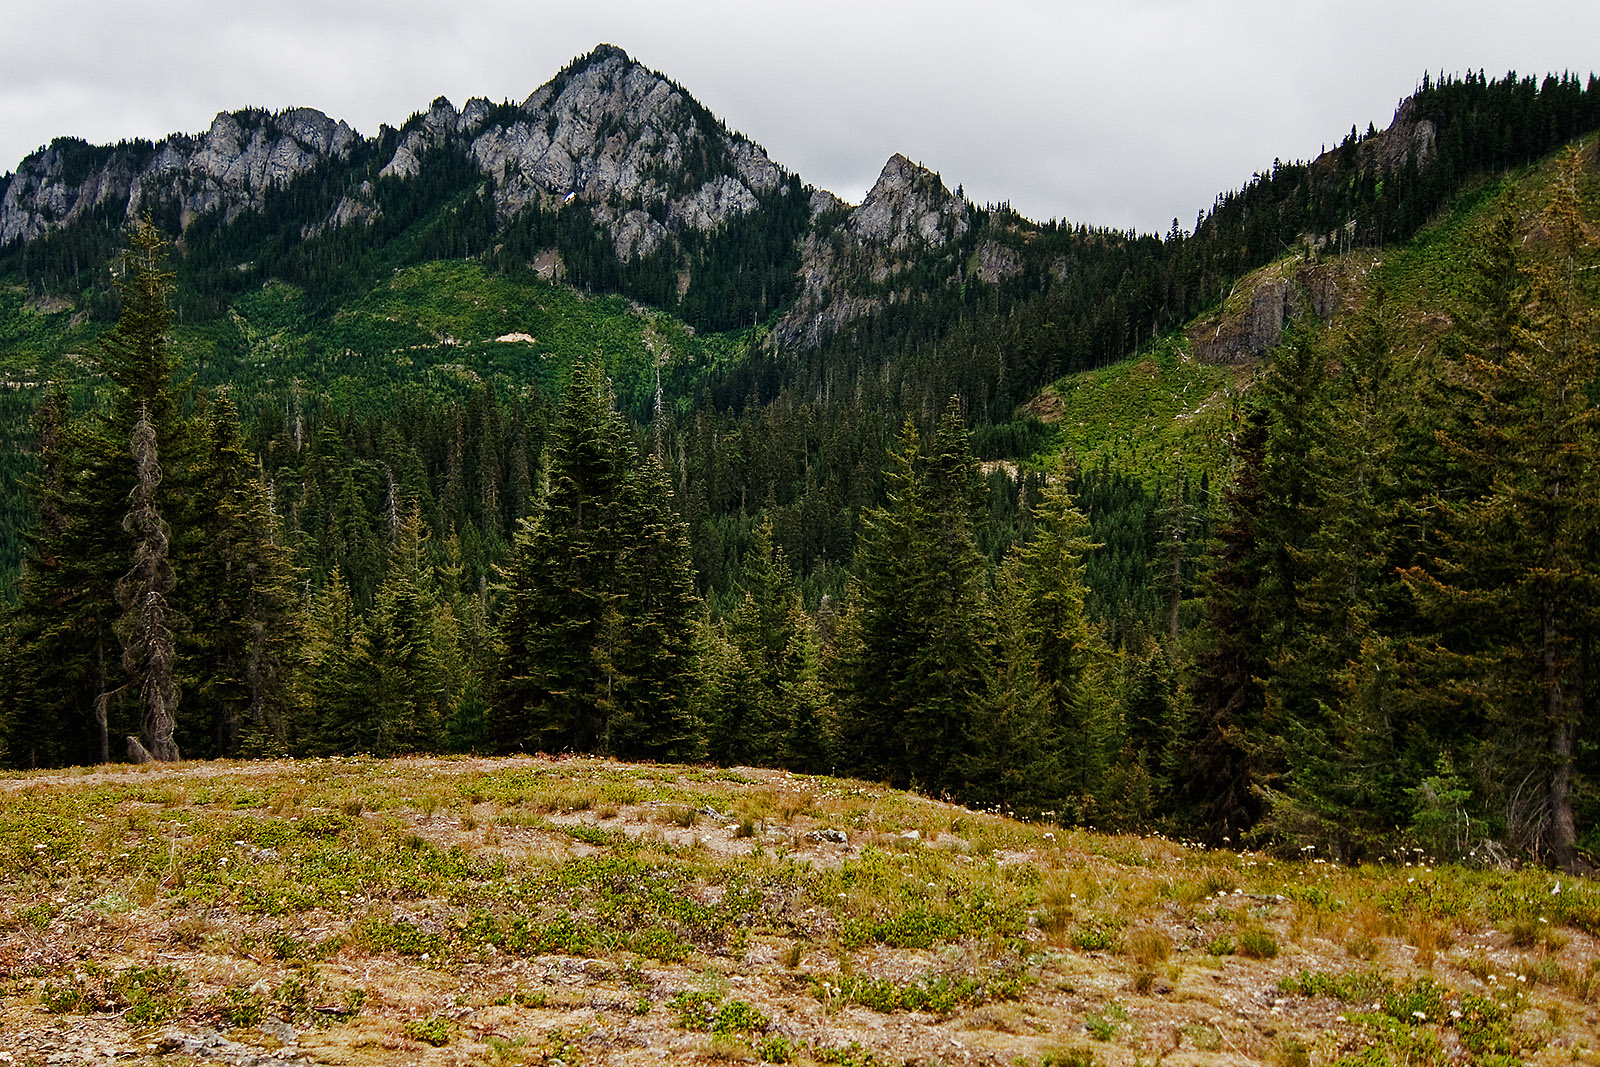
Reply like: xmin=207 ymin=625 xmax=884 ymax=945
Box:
xmin=3 ymin=0 xmax=1597 ymax=234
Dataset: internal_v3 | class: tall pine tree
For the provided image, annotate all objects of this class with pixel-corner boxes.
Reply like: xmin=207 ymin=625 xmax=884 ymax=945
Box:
xmin=835 ymin=400 xmax=991 ymax=794
xmin=494 ymin=359 xmax=699 ymax=759
xmin=1403 ymin=152 xmax=1600 ymax=873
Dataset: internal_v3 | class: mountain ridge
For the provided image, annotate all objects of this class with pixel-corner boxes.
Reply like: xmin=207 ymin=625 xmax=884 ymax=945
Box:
xmin=2 ymin=58 xmax=1597 ymax=384
xmin=0 ymin=46 xmax=805 ymax=261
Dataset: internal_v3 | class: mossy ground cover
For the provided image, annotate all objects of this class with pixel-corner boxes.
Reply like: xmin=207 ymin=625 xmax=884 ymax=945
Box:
xmin=0 ymin=756 xmax=1596 ymax=1065
xmin=0 ymin=258 xmax=749 ymax=416
xmin=1025 ymin=335 xmax=1244 ymax=479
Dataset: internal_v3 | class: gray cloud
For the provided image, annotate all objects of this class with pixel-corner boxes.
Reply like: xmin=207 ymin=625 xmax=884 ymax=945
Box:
xmin=4 ymin=0 xmax=1597 ymax=234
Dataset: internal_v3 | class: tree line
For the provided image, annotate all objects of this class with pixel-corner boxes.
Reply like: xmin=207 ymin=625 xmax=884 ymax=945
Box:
xmin=3 ymin=93 xmax=1599 ymax=874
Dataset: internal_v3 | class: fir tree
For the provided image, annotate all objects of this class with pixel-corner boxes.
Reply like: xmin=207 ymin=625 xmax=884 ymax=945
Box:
xmin=1012 ymin=455 xmax=1117 ymax=819
xmin=607 ymin=454 xmax=700 ymax=760
xmin=1181 ymin=410 xmax=1274 ymax=845
xmin=958 ymin=555 xmax=1063 ymax=818
xmin=183 ymin=393 xmax=305 ymax=757
xmin=494 ymin=360 xmax=700 ymax=759
xmin=305 ymin=569 xmax=372 ymax=755
xmin=115 ymin=404 xmax=181 ymax=762
xmin=835 ymin=400 xmax=990 ymax=794
xmin=710 ymin=518 xmax=827 ymax=767
xmin=9 ymin=220 xmax=191 ymax=766
xmin=1403 ymin=153 xmax=1600 ymax=873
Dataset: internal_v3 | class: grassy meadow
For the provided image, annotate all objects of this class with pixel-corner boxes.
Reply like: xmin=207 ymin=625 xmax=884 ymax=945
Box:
xmin=0 ymin=756 xmax=1596 ymax=1066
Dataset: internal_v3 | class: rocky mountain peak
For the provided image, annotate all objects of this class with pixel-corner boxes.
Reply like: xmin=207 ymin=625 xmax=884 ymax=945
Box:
xmin=0 ymin=105 xmax=358 ymax=245
xmin=851 ymin=153 xmax=968 ymax=251
xmin=0 ymin=44 xmax=794 ymax=264
xmin=470 ymin=45 xmax=786 ymax=260
xmin=1310 ymin=93 xmax=1438 ymax=179
xmin=380 ymin=96 xmax=468 ymax=179
xmin=775 ymin=153 xmax=975 ymax=347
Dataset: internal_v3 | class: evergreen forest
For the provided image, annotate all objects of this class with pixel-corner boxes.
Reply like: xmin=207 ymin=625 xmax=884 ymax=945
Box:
xmin=2 ymin=63 xmax=1598 ymax=876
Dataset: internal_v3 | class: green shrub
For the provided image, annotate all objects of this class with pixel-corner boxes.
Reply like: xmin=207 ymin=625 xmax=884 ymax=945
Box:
xmin=405 ymin=1017 xmax=453 ymax=1046
xmin=1238 ymin=926 xmax=1278 ymax=959
xmin=1071 ymin=915 xmax=1124 ymax=952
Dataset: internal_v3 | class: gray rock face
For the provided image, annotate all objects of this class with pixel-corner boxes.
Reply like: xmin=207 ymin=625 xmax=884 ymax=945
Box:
xmin=777 ymin=153 xmax=971 ymax=347
xmin=380 ymin=96 xmax=492 ymax=179
xmin=304 ymin=180 xmax=379 ymax=239
xmin=1356 ymin=97 xmax=1437 ymax=174
xmin=973 ymin=237 xmax=1023 ymax=284
xmin=470 ymin=47 xmax=785 ymax=260
xmin=0 ymin=107 xmax=357 ymax=245
xmin=0 ymin=46 xmax=785 ymax=262
xmin=1187 ymin=257 xmax=1350 ymax=365
xmin=850 ymin=153 xmax=968 ymax=251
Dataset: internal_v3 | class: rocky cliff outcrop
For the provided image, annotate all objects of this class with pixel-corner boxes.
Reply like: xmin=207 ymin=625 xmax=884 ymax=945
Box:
xmin=469 ymin=46 xmax=784 ymax=261
xmin=1186 ymin=254 xmax=1372 ymax=364
xmin=777 ymin=154 xmax=972 ymax=346
xmin=0 ymin=107 xmax=357 ymax=245
xmin=1356 ymin=96 xmax=1437 ymax=175
xmin=380 ymin=96 xmax=493 ymax=179
xmin=1 ymin=45 xmax=795 ymax=279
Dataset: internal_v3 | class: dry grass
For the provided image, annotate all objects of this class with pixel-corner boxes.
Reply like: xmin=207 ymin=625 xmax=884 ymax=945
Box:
xmin=1 ymin=755 xmax=1598 ymax=1066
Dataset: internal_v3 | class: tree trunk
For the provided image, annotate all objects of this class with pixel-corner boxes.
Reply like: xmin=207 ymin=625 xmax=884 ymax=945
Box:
xmin=1543 ymin=590 xmax=1582 ymax=873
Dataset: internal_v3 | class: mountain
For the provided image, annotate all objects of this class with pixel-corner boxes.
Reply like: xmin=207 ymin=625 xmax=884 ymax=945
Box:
xmin=1 ymin=46 xmax=791 ymax=263
xmin=6 ymin=55 xmax=1595 ymax=372
xmin=2 ymin=46 xmax=839 ymax=335
xmin=4 ymin=53 xmax=1600 ymax=872
xmin=3 ymin=55 xmax=1599 ymax=605
xmin=0 ymin=108 xmax=360 ymax=246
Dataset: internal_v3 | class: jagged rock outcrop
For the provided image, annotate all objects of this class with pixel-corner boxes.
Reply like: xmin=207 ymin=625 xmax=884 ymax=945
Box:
xmin=1 ymin=43 xmax=1011 ymax=353
xmin=469 ymin=45 xmax=785 ymax=261
xmin=0 ymin=45 xmax=789 ymax=268
xmin=1187 ymin=255 xmax=1368 ymax=364
xmin=1305 ymin=96 xmax=1437 ymax=194
xmin=1352 ymin=96 xmax=1437 ymax=175
xmin=973 ymin=237 xmax=1024 ymax=284
xmin=777 ymin=154 xmax=972 ymax=346
xmin=381 ymin=96 xmax=492 ymax=179
xmin=849 ymin=153 xmax=967 ymax=252
xmin=0 ymin=108 xmax=357 ymax=245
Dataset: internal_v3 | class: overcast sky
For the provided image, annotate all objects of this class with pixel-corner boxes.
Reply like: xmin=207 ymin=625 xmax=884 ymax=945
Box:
xmin=3 ymin=1 xmax=1597 ymax=235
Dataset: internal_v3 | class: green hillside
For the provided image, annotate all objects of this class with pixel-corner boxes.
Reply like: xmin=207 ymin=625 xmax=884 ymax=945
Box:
xmin=2 ymin=70 xmax=1599 ymax=879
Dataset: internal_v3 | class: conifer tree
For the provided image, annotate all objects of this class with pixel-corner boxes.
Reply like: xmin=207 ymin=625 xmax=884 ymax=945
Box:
xmin=1257 ymin=298 xmax=1414 ymax=859
xmin=697 ymin=618 xmax=766 ymax=766
xmin=116 ymin=403 xmax=181 ymax=762
xmin=183 ymin=393 xmax=305 ymax=757
xmin=607 ymin=454 xmax=700 ymax=760
xmin=305 ymin=569 xmax=372 ymax=755
xmin=494 ymin=360 xmax=700 ymax=759
xmin=1012 ymin=456 xmax=1117 ymax=818
xmin=496 ymin=358 xmax=630 ymax=753
xmin=835 ymin=400 xmax=990 ymax=794
xmin=1181 ymin=410 xmax=1274 ymax=844
xmin=775 ymin=601 xmax=831 ymax=773
xmin=1112 ymin=645 xmax=1187 ymax=825
xmin=10 ymin=219 xmax=191 ymax=766
xmin=1403 ymin=153 xmax=1600 ymax=873
xmin=1184 ymin=328 xmax=1330 ymax=844
xmin=361 ymin=506 xmax=453 ymax=755
xmin=697 ymin=518 xmax=831 ymax=769
xmin=8 ymin=389 xmax=123 ymax=766
xmin=958 ymin=555 xmax=1062 ymax=817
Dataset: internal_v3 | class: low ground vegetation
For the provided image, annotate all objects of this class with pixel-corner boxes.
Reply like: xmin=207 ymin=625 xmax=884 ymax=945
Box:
xmin=1 ymin=755 xmax=1596 ymax=1065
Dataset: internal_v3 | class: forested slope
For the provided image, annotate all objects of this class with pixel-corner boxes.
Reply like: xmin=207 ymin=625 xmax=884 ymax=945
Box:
xmin=2 ymin=58 xmax=1598 ymax=871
